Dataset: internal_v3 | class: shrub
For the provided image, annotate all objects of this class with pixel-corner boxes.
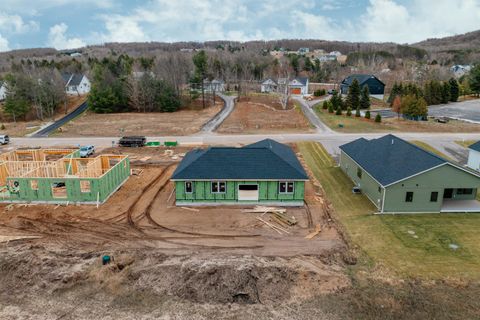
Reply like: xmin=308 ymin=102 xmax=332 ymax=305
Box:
xmin=346 ymin=107 xmax=352 ymax=116
xmin=0 ymin=124 xmax=5 ymax=130
xmin=314 ymin=89 xmax=326 ymax=97
xmin=328 ymin=103 xmax=334 ymax=113
xmin=355 ymin=107 xmax=361 ymax=117
xmin=375 ymin=113 xmax=382 ymax=123
xmin=322 ymin=100 xmax=328 ymax=110
xmin=336 ymin=107 xmax=342 ymax=115
xmin=365 ymin=110 xmax=371 ymax=119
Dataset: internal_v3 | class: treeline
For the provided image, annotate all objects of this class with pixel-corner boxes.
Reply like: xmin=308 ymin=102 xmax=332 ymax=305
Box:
xmin=1 ymin=69 xmax=66 ymax=121
xmin=88 ymin=55 xmax=182 ymax=113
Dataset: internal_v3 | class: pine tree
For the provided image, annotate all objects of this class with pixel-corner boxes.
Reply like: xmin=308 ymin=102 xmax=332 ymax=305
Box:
xmin=375 ymin=113 xmax=382 ymax=123
xmin=449 ymin=78 xmax=460 ymax=102
xmin=469 ymin=64 xmax=480 ymax=96
xmin=365 ymin=110 xmax=371 ymax=119
xmin=355 ymin=106 xmax=361 ymax=117
xmin=346 ymin=107 xmax=352 ymax=116
xmin=328 ymin=103 xmax=334 ymax=113
xmin=360 ymin=86 xmax=371 ymax=109
xmin=336 ymin=106 xmax=342 ymax=115
xmin=441 ymin=82 xmax=451 ymax=104
xmin=346 ymin=78 xmax=361 ymax=109
xmin=322 ymin=100 xmax=328 ymax=110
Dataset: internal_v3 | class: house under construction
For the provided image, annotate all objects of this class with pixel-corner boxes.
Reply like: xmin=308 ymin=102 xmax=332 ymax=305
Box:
xmin=0 ymin=149 xmax=130 ymax=204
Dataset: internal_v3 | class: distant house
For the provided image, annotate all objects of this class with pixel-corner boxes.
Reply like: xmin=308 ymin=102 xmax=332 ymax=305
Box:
xmin=298 ymin=47 xmax=310 ymax=55
xmin=0 ymin=81 xmax=7 ymax=101
xmin=467 ymin=141 xmax=480 ymax=171
xmin=340 ymin=134 xmax=480 ymax=213
xmin=318 ymin=55 xmax=337 ymax=63
xmin=203 ymin=79 xmax=225 ymax=92
xmin=288 ymin=77 xmax=309 ymax=95
xmin=171 ymin=139 xmax=308 ymax=206
xmin=340 ymin=74 xmax=385 ymax=96
xmin=450 ymin=65 xmax=471 ymax=78
xmin=62 ymin=73 xmax=91 ymax=95
xmin=261 ymin=78 xmax=278 ymax=93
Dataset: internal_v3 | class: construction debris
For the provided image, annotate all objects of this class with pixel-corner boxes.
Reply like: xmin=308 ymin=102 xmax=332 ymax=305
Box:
xmin=242 ymin=206 xmax=287 ymax=214
xmin=179 ymin=206 xmax=200 ymax=212
xmin=139 ymin=156 xmax=151 ymax=162
xmin=305 ymin=224 xmax=322 ymax=239
xmin=256 ymin=217 xmax=289 ymax=234
xmin=131 ymin=168 xmax=144 ymax=176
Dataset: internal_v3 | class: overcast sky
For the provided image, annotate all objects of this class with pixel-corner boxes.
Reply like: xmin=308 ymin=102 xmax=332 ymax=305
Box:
xmin=0 ymin=0 xmax=479 ymax=52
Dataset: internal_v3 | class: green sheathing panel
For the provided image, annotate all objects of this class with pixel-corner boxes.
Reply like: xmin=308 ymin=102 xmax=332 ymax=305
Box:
xmin=339 ymin=151 xmax=383 ymax=209
xmin=175 ymin=180 xmax=305 ymax=203
xmin=384 ymin=164 xmax=480 ymax=213
xmin=4 ymin=157 xmax=130 ymax=203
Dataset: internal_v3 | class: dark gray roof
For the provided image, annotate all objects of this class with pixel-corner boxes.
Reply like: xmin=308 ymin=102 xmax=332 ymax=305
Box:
xmin=62 ymin=73 xmax=84 ymax=86
xmin=171 ymin=139 xmax=308 ymax=180
xmin=295 ymin=77 xmax=309 ymax=86
xmin=340 ymin=135 xmax=447 ymax=185
xmin=341 ymin=74 xmax=385 ymax=86
xmin=469 ymin=141 xmax=480 ymax=152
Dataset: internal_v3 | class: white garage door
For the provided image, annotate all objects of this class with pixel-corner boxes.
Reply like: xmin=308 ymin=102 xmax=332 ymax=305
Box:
xmin=238 ymin=184 xmax=259 ymax=201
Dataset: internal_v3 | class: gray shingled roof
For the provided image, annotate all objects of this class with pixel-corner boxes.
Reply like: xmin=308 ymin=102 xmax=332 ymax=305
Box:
xmin=62 ymin=73 xmax=84 ymax=86
xmin=340 ymin=135 xmax=447 ymax=186
xmin=469 ymin=141 xmax=480 ymax=152
xmin=293 ymin=77 xmax=308 ymax=86
xmin=341 ymin=74 xmax=385 ymax=86
xmin=171 ymin=139 xmax=308 ymax=180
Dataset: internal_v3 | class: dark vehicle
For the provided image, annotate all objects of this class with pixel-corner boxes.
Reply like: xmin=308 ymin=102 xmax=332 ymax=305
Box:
xmin=118 ymin=136 xmax=147 ymax=147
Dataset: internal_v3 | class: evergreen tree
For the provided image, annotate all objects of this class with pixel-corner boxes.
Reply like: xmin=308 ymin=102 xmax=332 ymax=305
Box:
xmin=360 ymin=86 xmax=371 ymax=109
xmin=345 ymin=78 xmax=361 ymax=109
xmin=365 ymin=110 xmax=371 ymax=119
xmin=441 ymin=82 xmax=451 ymax=104
xmin=469 ymin=64 xmax=480 ymax=96
xmin=375 ymin=113 xmax=382 ymax=123
xmin=346 ymin=107 xmax=352 ymax=116
xmin=355 ymin=106 xmax=361 ymax=117
xmin=328 ymin=103 xmax=334 ymax=113
xmin=449 ymin=78 xmax=459 ymax=102
xmin=331 ymin=91 xmax=341 ymax=110
xmin=322 ymin=100 xmax=328 ymax=110
xmin=335 ymin=106 xmax=342 ymax=115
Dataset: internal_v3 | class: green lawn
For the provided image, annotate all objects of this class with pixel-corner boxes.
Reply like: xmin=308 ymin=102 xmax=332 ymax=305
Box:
xmin=298 ymin=141 xmax=480 ymax=280
xmin=314 ymin=106 xmax=393 ymax=132
xmin=410 ymin=140 xmax=454 ymax=161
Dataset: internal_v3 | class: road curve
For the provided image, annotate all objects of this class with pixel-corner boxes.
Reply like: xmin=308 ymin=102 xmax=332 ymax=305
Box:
xmin=293 ymin=96 xmax=333 ymax=133
xmin=201 ymin=94 xmax=236 ymax=133
xmin=33 ymin=101 xmax=88 ymax=137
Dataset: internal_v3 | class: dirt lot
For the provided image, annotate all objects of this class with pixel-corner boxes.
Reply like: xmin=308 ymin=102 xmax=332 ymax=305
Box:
xmin=217 ymin=94 xmax=313 ymax=134
xmin=54 ymin=101 xmax=222 ymax=137
xmin=0 ymin=146 xmax=351 ymax=319
xmin=0 ymin=95 xmax=87 ymax=137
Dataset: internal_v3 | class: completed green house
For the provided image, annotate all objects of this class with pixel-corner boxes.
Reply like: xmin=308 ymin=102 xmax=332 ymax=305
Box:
xmin=340 ymin=135 xmax=480 ymax=213
xmin=171 ymin=139 xmax=308 ymax=206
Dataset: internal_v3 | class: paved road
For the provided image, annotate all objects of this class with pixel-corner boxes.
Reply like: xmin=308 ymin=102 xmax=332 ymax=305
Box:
xmin=428 ymin=99 xmax=480 ymax=123
xmin=33 ymin=101 xmax=88 ymax=137
xmin=200 ymin=94 xmax=236 ymax=133
xmin=293 ymin=96 xmax=333 ymax=133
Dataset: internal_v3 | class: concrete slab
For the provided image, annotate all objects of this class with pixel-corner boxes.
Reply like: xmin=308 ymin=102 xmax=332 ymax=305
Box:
xmin=441 ymin=200 xmax=480 ymax=213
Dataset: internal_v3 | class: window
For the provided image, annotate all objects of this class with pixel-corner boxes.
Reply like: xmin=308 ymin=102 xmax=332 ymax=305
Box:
xmin=80 ymin=181 xmax=91 ymax=193
xmin=430 ymin=192 xmax=438 ymax=202
xmin=378 ymin=186 xmax=381 ymax=193
xmin=457 ymin=188 xmax=473 ymax=195
xmin=405 ymin=192 xmax=414 ymax=202
xmin=211 ymin=181 xmax=226 ymax=194
xmin=357 ymin=168 xmax=362 ymax=179
xmin=30 ymin=180 xmax=38 ymax=190
xmin=185 ymin=181 xmax=193 ymax=193
xmin=279 ymin=182 xmax=295 ymax=194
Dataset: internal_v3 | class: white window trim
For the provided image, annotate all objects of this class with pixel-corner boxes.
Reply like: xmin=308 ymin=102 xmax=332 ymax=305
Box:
xmin=279 ymin=181 xmax=295 ymax=194
xmin=185 ymin=181 xmax=194 ymax=194
xmin=211 ymin=181 xmax=226 ymax=194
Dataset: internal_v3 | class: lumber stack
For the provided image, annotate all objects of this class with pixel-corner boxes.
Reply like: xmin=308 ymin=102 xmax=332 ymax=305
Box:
xmin=244 ymin=206 xmax=298 ymax=235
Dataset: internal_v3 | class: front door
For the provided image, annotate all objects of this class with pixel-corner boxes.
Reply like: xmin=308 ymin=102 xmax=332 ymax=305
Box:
xmin=238 ymin=184 xmax=259 ymax=201
xmin=444 ymin=188 xmax=453 ymax=199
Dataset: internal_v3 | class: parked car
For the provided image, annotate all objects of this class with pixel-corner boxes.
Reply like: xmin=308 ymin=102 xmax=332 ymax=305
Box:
xmin=118 ymin=136 xmax=147 ymax=147
xmin=0 ymin=135 xmax=10 ymax=145
xmin=327 ymin=89 xmax=337 ymax=95
xmin=79 ymin=145 xmax=95 ymax=158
